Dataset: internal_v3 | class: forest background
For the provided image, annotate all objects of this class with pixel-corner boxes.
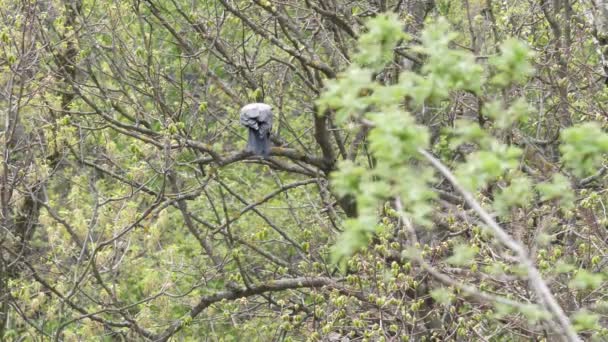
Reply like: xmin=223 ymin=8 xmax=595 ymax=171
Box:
xmin=2 ymin=0 xmax=608 ymax=341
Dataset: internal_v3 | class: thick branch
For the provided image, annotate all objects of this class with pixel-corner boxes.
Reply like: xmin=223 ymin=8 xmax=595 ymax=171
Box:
xmin=155 ymin=277 xmax=335 ymax=341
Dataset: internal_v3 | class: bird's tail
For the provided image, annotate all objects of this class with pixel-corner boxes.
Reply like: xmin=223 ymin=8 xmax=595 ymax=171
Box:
xmin=247 ymin=128 xmax=271 ymax=157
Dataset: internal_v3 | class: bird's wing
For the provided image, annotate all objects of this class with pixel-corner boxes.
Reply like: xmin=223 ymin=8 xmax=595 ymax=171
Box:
xmin=254 ymin=107 xmax=272 ymax=138
xmin=240 ymin=110 xmax=259 ymax=130
xmin=258 ymin=106 xmax=273 ymax=125
xmin=258 ymin=121 xmax=271 ymax=138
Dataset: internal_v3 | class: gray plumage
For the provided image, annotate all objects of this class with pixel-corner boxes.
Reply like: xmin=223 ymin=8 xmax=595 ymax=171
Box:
xmin=240 ymin=103 xmax=273 ymax=157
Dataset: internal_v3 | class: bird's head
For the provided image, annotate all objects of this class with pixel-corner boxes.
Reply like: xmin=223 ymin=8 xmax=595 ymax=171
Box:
xmin=240 ymin=103 xmax=272 ymax=118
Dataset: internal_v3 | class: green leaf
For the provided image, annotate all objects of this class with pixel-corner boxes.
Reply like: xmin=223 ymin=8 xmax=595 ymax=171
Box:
xmin=331 ymin=160 xmax=367 ymax=197
xmin=449 ymin=120 xmax=492 ymax=149
xmin=483 ymin=97 xmax=531 ymax=129
xmin=569 ymin=270 xmax=604 ymax=290
xmin=331 ymin=216 xmax=377 ymax=263
xmin=430 ymin=287 xmax=453 ymax=305
xmin=416 ymin=18 xmax=485 ymax=98
xmin=572 ymin=310 xmax=601 ymax=332
xmin=354 ymin=13 xmax=407 ymax=69
xmin=447 ymin=244 xmax=478 ymax=266
xmin=520 ymin=304 xmax=551 ymax=324
xmin=490 ymin=38 xmax=535 ymax=86
xmin=493 ymin=175 xmax=534 ymax=215
xmin=316 ymin=67 xmax=373 ymax=122
xmin=536 ymin=173 xmax=573 ymax=201
xmin=367 ymin=109 xmax=429 ymax=162
xmin=536 ymin=173 xmax=575 ymax=209
xmin=554 ymin=261 xmax=576 ymax=274
xmin=456 ymin=144 xmax=522 ymax=191
xmin=560 ymin=122 xmax=608 ymax=178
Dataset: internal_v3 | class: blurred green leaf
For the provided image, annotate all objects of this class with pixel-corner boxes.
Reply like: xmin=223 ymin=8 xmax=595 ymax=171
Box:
xmin=572 ymin=310 xmax=601 ymax=332
xmin=354 ymin=13 xmax=407 ymax=69
xmin=569 ymin=270 xmax=604 ymax=290
xmin=560 ymin=122 xmax=608 ymax=178
xmin=447 ymin=244 xmax=478 ymax=266
xmin=490 ymin=38 xmax=535 ymax=86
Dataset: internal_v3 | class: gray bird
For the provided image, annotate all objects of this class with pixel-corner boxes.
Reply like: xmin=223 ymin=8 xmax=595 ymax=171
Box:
xmin=240 ymin=103 xmax=273 ymax=157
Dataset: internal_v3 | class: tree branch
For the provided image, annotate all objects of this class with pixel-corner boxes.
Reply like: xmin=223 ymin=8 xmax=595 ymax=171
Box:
xmin=155 ymin=277 xmax=336 ymax=341
xmin=419 ymin=149 xmax=581 ymax=342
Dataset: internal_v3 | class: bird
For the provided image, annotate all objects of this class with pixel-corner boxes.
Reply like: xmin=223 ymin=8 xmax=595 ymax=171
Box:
xmin=239 ymin=103 xmax=273 ymax=157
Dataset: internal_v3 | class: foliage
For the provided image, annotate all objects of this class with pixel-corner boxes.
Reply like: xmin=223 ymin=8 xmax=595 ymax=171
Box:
xmin=2 ymin=0 xmax=608 ymax=341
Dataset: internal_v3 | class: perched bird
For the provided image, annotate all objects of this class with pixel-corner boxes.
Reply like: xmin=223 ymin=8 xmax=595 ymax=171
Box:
xmin=239 ymin=103 xmax=273 ymax=157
